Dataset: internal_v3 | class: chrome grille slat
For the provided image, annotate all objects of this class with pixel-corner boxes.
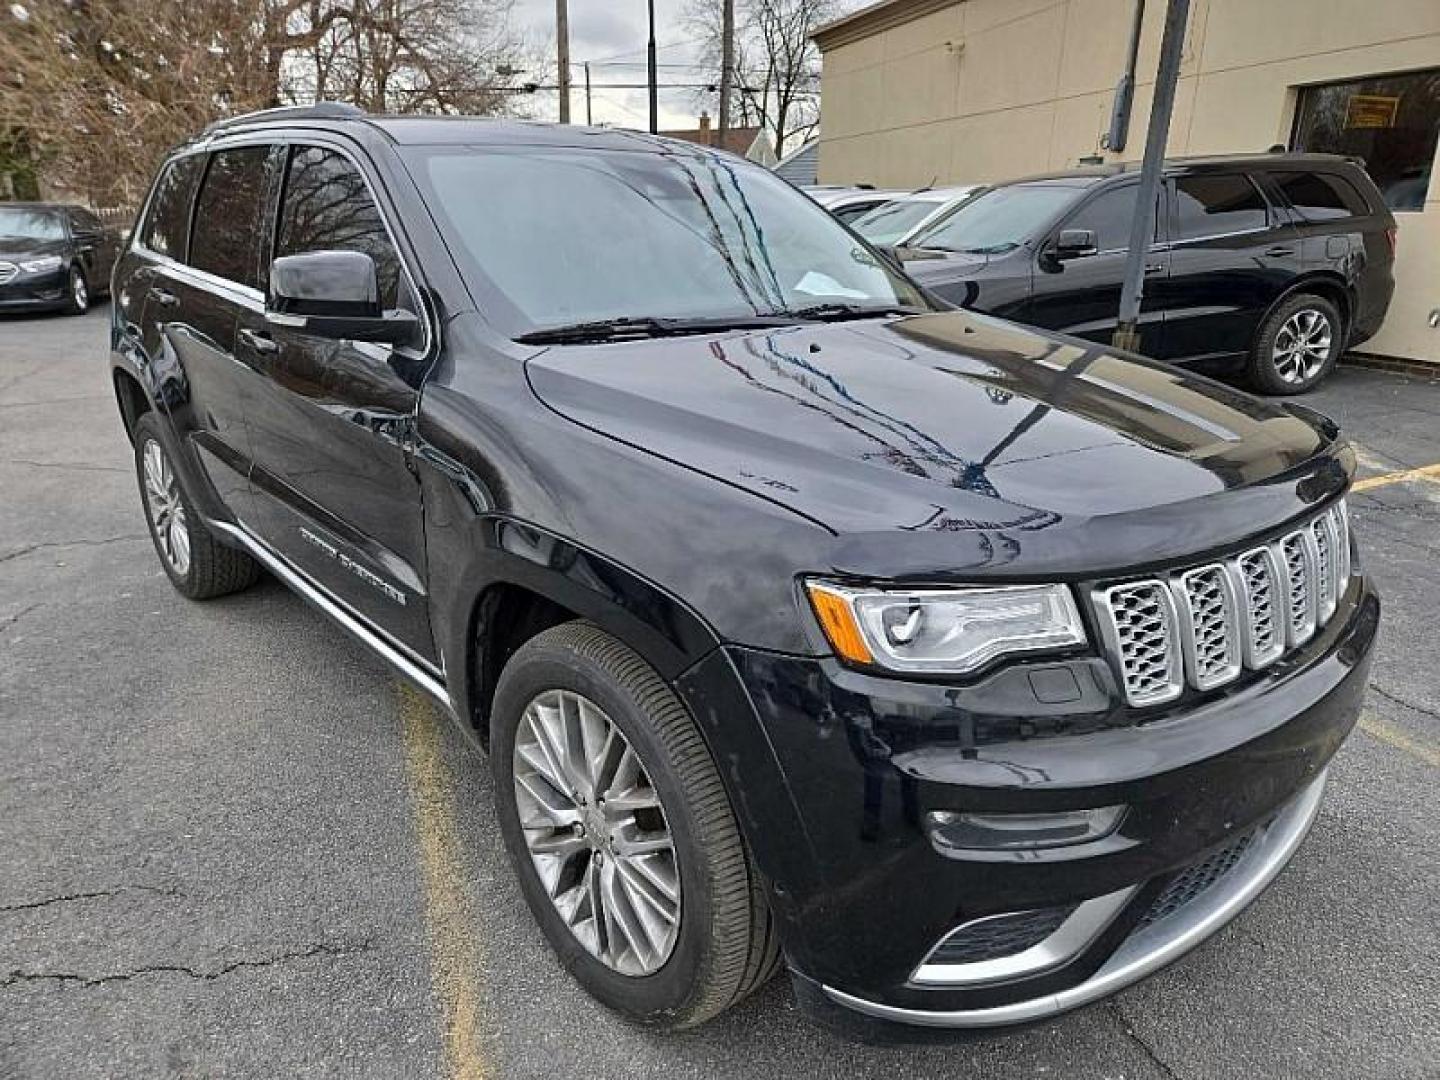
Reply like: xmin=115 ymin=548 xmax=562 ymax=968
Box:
xmin=1095 ymin=503 xmax=1351 ymax=707
xmin=0 ymin=262 xmax=18 ymax=285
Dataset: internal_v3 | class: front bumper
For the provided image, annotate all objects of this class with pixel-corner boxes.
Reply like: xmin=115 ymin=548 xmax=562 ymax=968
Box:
xmin=675 ymin=574 xmax=1378 ymax=1026
xmin=0 ymin=269 xmax=68 ymax=311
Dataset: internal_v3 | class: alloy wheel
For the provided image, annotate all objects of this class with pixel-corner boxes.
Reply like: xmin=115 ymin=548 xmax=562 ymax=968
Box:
xmin=512 ymin=688 xmax=681 ymax=976
xmin=141 ymin=438 xmax=191 ymax=576
xmin=71 ymin=270 xmax=88 ymax=311
xmin=1272 ymin=308 xmax=1332 ymax=386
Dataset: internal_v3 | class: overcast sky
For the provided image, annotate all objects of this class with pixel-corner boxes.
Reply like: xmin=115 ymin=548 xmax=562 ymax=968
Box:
xmin=509 ymin=1 xmax=860 ymax=131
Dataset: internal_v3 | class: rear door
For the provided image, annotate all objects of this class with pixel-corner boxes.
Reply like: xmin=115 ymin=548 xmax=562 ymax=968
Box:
xmin=1021 ymin=180 xmax=1169 ymax=352
xmin=239 ymin=140 xmax=436 ymax=660
xmin=1156 ymin=171 xmax=1299 ymax=361
xmin=67 ymin=207 xmax=117 ymax=290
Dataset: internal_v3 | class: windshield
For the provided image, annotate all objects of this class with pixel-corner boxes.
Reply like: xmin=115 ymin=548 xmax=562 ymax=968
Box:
xmin=0 ymin=208 xmax=64 ymax=242
xmin=407 ymin=146 xmax=927 ymax=335
xmin=850 ymin=197 xmax=943 ymax=245
xmin=905 ymin=183 xmax=1083 ymax=253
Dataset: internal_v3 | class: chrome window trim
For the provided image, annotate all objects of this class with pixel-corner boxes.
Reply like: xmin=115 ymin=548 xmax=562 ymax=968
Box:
xmin=1170 ymin=564 xmax=1243 ymax=691
xmin=132 ymin=133 xmax=435 ymax=360
xmin=912 ymin=888 xmax=1137 ymax=988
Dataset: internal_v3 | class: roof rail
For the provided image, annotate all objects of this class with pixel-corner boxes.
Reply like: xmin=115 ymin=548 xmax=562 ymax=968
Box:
xmin=203 ymin=102 xmax=365 ymax=135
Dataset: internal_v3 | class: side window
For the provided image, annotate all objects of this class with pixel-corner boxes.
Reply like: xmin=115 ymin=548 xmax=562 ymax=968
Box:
xmin=1063 ymin=185 xmax=1157 ymax=253
xmin=190 ymin=147 xmax=272 ymax=289
xmin=140 ymin=155 xmax=205 ymax=259
xmin=1174 ymin=174 xmax=1268 ymax=240
xmin=275 ymin=146 xmax=408 ymax=311
xmin=71 ymin=208 xmax=102 ymax=232
xmin=1271 ymin=171 xmax=1370 ymax=222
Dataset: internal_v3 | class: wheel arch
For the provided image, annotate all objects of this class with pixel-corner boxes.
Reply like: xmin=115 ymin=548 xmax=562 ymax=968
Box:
xmin=1267 ymin=272 xmax=1355 ymax=341
xmin=455 ymin=521 xmax=723 ymax=749
xmin=112 ymin=366 xmax=152 ymax=443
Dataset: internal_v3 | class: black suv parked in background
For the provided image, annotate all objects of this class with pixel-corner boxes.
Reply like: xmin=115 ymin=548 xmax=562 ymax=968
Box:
xmin=897 ymin=155 xmax=1396 ymax=393
xmin=0 ymin=202 xmax=119 ymax=315
xmin=111 ymin=107 xmax=1378 ymax=1032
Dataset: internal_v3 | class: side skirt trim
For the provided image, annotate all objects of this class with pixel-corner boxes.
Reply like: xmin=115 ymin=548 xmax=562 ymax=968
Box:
xmin=208 ymin=518 xmax=454 ymax=713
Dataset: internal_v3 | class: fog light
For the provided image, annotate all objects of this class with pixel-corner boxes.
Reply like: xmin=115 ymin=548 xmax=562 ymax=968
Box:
xmin=925 ymin=806 xmax=1126 ymax=852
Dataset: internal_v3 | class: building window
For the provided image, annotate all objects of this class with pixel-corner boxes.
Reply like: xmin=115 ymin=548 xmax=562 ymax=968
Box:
xmin=1292 ymin=68 xmax=1440 ymax=212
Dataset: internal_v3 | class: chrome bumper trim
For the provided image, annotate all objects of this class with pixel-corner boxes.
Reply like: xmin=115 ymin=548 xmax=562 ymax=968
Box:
xmin=824 ymin=770 xmax=1328 ymax=1028
xmin=208 ymin=519 xmax=454 ymax=711
xmin=912 ymin=886 xmax=1137 ymax=987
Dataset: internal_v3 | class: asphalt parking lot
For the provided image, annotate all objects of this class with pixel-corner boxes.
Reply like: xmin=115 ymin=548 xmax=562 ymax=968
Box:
xmin=2 ymin=306 xmax=1437 ymax=1079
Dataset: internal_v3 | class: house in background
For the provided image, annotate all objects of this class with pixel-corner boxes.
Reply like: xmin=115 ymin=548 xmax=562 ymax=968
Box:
xmin=812 ymin=0 xmax=1440 ymax=364
xmin=774 ymin=139 xmax=821 ymax=186
xmin=662 ymin=112 xmax=778 ymax=166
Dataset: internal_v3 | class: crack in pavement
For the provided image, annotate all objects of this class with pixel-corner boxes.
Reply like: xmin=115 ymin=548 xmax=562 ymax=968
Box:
xmin=0 ymin=939 xmax=374 ymax=990
xmin=0 ymin=602 xmax=42 ymax=634
xmin=0 ymin=882 xmax=180 ymax=914
xmin=1108 ymin=999 xmax=1181 ymax=1080
xmin=0 ymin=534 xmax=147 ymax=564
xmin=4 ymin=458 xmax=128 ymax=475
xmin=1369 ymin=681 xmax=1440 ymax=723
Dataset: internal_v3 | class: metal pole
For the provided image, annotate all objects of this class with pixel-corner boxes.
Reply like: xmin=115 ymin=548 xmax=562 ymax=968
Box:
xmin=555 ymin=0 xmax=571 ymax=123
xmin=584 ymin=61 xmax=593 ymax=125
xmin=718 ymin=0 xmax=735 ymax=139
xmin=1112 ymin=0 xmax=1189 ymax=354
xmin=647 ymin=0 xmax=659 ymax=134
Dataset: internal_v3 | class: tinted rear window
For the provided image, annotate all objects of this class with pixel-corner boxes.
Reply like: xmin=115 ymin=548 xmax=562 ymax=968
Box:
xmin=140 ymin=155 xmax=205 ymax=259
xmin=1271 ymin=170 xmax=1371 ymax=221
xmin=189 ymin=147 xmax=272 ymax=289
xmin=1174 ymin=174 xmax=1269 ymax=240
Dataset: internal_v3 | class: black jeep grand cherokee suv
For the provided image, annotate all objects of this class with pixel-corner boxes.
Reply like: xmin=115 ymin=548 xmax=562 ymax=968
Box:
xmin=897 ymin=155 xmax=1396 ymax=394
xmin=110 ymin=105 xmax=1378 ymax=1031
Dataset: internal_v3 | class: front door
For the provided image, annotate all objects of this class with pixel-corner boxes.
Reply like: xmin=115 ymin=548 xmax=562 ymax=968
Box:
xmin=241 ymin=142 xmax=436 ymax=661
xmin=1021 ymin=181 xmax=1170 ymax=356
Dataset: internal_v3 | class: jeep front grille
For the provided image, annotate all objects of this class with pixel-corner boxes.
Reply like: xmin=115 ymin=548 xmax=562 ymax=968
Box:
xmin=1094 ymin=502 xmax=1351 ymax=707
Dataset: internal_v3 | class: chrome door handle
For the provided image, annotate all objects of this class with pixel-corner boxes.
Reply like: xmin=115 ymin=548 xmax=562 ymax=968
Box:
xmin=238 ymin=328 xmax=279 ymax=355
xmin=1265 ymin=247 xmax=1294 ymax=257
xmin=1145 ymin=263 xmax=1165 ymax=274
xmin=146 ymin=286 xmax=179 ymax=308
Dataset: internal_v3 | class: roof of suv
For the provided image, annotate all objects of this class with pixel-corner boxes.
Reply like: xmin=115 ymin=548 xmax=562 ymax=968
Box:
xmin=195 ymin=104 xmax=734 ymax=155
xmin=1004 ymin=152 xmax=1363 ymax=187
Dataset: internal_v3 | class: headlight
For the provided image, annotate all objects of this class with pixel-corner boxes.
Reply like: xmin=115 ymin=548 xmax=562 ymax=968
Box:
xmin=805 ymin=580 xmax=1086 ymax=675
xmin=19 ymin=255 xmax=63 ymax=274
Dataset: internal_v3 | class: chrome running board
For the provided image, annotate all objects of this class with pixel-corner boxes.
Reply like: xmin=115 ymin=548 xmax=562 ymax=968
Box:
xmin=208 ymin=519 xmax=454 ymax=712
xmin=824 ymin=771 xmax=1329 ymax=1027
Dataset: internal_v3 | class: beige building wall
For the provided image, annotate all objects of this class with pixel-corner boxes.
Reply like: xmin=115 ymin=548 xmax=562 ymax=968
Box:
xmin=815 ymin=0 xmax=1440 ymax=363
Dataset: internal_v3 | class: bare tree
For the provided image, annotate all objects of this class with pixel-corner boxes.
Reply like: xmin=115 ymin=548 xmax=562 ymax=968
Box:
xmin=0 ymin=0 xmax=528 ymax=206
xmin=687 ymin=0 xmax=832 ymax=155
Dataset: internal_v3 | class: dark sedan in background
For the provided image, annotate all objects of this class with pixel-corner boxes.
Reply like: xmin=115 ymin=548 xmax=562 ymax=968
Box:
xmin=895 ymin=154 xmax=1395 ymax=393
xmin=0 ymin=202 xmax=120 ymax=315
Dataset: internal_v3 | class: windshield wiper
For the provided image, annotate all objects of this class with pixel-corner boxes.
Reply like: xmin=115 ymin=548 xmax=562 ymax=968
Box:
xmin=515 ymin=313 xmax=801 ymax=345
xmin=782 ymin=302 xmax=927 ymax=322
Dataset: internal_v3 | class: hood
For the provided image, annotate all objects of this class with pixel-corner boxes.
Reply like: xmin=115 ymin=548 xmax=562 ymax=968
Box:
xmin=0 ymin=237 xmax=68 ymax=261
xmin=525 ymin=310 xmax=1350 ymax=579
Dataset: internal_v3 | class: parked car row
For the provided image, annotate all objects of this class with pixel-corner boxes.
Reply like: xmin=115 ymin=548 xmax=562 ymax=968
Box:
xmin=804 ymin=153 xmax=1396 ymax=393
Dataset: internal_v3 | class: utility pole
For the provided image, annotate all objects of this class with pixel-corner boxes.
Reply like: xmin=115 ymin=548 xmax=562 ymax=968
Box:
xmin=1112 ymin=0 xmax=1189 ymax=354
xmin=718 ymin=0 xmax=735 ymax=139
xmin=556 ymin=0 xmax=571 ymax=123
xmin=647 ymin=0 xmax=658 ymax=134
xmin=584 ymin=61 xmax=593 ymax=125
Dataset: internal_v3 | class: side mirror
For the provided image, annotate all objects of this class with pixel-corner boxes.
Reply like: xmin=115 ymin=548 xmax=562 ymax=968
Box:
xmin=1052 ymin=228 xmax=1098 ymax=260
xmin=266 ymin=250 xmax=419 ymax=346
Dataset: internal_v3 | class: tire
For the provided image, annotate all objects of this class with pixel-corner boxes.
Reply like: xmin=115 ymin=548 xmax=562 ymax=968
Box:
xmin=491 ymin=621 xmax=779 ymax=1029
xmin=133 ymin=412 xmax=261 ymax=600
xmin=1248 ymin=292 xmax=1343 ymax=395
xmin=63 ymin=265 xmax=89 ymax=316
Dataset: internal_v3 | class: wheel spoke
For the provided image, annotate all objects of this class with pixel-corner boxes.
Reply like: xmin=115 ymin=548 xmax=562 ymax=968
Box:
xmin=512 ymin=688 xmax=680 ymax=976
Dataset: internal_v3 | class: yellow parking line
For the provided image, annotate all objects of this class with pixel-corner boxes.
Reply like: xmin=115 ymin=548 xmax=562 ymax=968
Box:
xmin=399 ymin=683 xmax=490 ymax=1080
xmin=1359 ymin=712 xmax=1440 ymax=770
xmin=1352 ymin=462 xmax=1440 ymax=493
